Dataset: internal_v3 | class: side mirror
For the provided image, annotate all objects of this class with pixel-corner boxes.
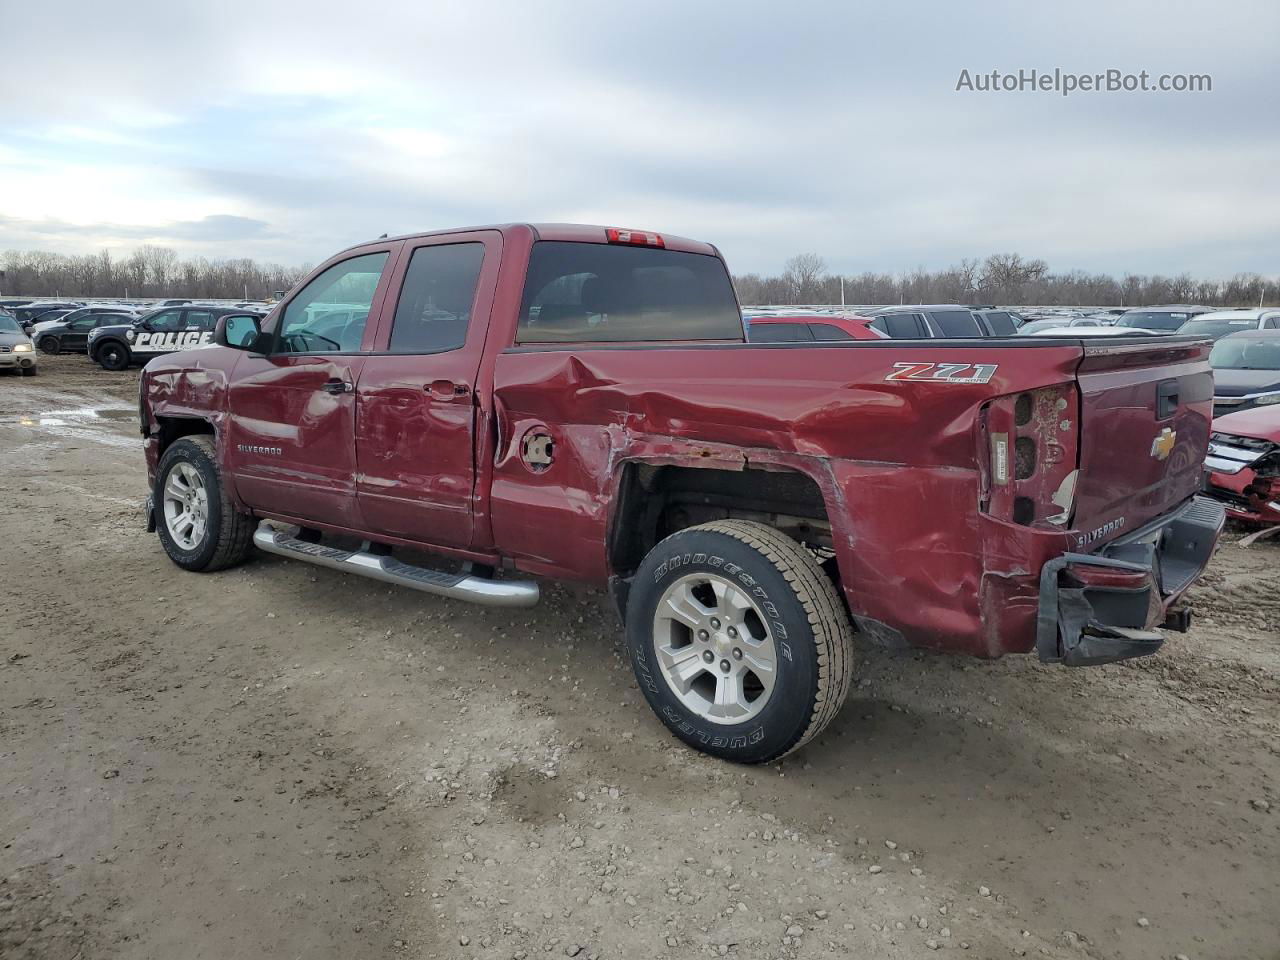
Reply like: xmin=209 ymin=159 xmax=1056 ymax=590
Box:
xmin=138 ymin=319 xmax=153 ymax=332
xmin=215 ymin=314 xmax=263 ymax=350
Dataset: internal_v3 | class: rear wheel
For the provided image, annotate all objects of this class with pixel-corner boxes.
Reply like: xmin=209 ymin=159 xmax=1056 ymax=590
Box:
xmin=37 ymin=337 xmax=60 ymax=355
xmin=96 ymin=341 xmax=131 ymax=371
xmin=154 ymin=436 xmax=255 ymax=572
xmin=626 ymin=520 xmax=855 ymax=763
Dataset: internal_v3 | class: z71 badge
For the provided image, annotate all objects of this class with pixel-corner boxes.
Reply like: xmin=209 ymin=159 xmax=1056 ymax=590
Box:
xmin=884 ymin=361 xmax=999 ymax=384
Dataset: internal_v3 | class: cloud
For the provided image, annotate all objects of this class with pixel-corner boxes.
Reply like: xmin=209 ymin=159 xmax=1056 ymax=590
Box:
xmin=1 ymin=0 xmax=1278 ymax=277
xmin=0 ymin=214 xmax=269 ymax=249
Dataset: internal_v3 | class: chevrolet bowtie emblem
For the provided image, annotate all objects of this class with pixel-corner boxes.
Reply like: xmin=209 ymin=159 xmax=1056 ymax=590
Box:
xmin=1150 ymin=427 xmax=1176 ymax=461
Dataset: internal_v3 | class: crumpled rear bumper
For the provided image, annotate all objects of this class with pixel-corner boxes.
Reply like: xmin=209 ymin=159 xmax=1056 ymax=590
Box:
xmin=1036 ymin=496 xmax=1225 ymax=666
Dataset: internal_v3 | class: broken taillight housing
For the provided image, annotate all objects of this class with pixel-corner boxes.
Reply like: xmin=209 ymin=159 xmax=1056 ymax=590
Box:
xmin=981 ymin=384 xmax=1080 ymax=527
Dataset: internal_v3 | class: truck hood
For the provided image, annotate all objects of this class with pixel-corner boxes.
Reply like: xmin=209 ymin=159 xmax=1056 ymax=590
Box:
xmin=1211 ymin=369 xmax=1280 ymax=397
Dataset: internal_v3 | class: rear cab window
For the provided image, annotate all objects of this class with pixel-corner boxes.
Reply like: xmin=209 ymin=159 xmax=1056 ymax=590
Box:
xmin=516 ymin=242 xmax=742 ymax=343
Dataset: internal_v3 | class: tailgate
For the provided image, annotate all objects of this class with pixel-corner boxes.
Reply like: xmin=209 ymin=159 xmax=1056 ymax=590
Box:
xmin=1071 ymin=338 xmax=1214 ymax=545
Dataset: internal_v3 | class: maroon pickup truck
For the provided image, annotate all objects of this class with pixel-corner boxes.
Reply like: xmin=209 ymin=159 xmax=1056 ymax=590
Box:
xmin=139 ymin=223 xmax=1224 ymax=763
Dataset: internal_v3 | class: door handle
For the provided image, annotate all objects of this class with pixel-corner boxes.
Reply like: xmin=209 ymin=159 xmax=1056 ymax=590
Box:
xmin=1156 ymin=379 xmax=1179 ymax=419
xmin=427 ymin=379 xmax=470 ymax=401
xmin=321 ymin=378 xmax=352 ymax=394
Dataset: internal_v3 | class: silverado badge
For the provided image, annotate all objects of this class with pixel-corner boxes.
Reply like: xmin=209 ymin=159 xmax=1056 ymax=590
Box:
xmin=1150 ymin=427 xmax=1176 ymax=461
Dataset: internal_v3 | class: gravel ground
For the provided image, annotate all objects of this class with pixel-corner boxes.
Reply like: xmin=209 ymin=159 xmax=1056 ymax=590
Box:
xmin=2 ymin=355 xmax=1278 ymax=960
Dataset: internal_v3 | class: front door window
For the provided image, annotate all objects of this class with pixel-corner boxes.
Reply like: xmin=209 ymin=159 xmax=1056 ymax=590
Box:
xmin=277 ymin=253 xmax=389 ymax=353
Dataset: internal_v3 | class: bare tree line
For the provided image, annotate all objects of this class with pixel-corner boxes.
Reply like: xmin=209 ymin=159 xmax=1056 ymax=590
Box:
xmin=734 ymin=253 xmax=1280 ymax=307
xmin=2 ymin=244 xmax=1277 ymax=308
xmin=0 ymin=246 xmax=310 ymax=300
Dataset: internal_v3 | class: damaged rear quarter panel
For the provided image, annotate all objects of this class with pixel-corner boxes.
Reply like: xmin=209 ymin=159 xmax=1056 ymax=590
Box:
xmin=489 ymin=341 xmax=1082 ymax=656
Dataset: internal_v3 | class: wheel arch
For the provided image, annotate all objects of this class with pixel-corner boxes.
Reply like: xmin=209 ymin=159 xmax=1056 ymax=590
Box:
xmin=155 ymin=415 xmax=217 ymax=460
xmin=606 ymin=459 xmax=839 ymax=611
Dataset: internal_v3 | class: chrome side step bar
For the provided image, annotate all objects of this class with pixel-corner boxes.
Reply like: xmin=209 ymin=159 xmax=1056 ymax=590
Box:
xmin=252 ymin=523 xmax=539 ymax=608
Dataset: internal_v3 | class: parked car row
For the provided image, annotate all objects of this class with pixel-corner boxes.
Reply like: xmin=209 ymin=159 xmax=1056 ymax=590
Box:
xmin=0 ymin=298 xmax=272 ymax=337
xmin=0 ymin=300 xmax=270 ymax=370
xmin=744 ymin=304 xmax=1026 ymax=342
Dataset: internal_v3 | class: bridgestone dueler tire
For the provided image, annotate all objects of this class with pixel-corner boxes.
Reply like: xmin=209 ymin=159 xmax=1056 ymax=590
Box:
xmin=154 ymin=436 xmax=255 ymax=572
xmin=626 ymin=520 xmax=855 ymax=764
xmin=97 ymin=341 xmax=131 ymax=371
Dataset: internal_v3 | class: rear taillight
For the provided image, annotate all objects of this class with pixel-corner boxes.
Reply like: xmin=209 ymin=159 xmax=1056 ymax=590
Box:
xmin=982 ymin=384 xmax=1080 ymax=527
xmin=606 ymin=228 xmax=665 ymax=248
xmin=1063 ymin=563 xmax=1150 ymax=590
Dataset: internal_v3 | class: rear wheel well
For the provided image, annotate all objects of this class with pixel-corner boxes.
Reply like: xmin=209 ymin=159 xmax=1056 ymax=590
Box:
xmin=608 ymin=463 xmax=836 ymax=580
xmin=156 ymin=417 xmax=215 ymax=458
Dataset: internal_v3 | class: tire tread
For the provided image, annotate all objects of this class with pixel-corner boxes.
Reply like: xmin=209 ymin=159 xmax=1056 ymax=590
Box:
xmin=160 ymin=436 xmax=255 ymax=571
xmin=650 ymin=519 xmax=855 ymax=761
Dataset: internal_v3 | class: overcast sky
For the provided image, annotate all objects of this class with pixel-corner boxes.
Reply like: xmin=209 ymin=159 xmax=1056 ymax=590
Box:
xmin=3 ymin=0 xmax=1278 ymax=277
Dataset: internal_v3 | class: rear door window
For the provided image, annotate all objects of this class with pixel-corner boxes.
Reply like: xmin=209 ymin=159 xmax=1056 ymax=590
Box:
xmin=146 ymin=310 xmax=184 ymax=332
xmin=517 ymin=241 xmax=742 ymax=343
xmin=929 ymin=310 xmax=984 ymax=337
xmin=981 ymin=311 xmax=1018 ymax=336
xmin=878 ymin=313 xmax=929 ymax=338
xmin=183 ymin=310 xmax=216 ymax=329
xmin=748 ymin=322 xmax=813 ymax=342
xmin=388 ymin=243 xmax=485 ymax=353
xmin=808 ymin=323 xmax=854 ymax=340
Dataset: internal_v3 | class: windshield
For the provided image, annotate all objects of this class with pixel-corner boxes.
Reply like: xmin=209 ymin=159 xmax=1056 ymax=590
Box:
xmin=0 ymin=315 xmax=21 ymax=333
xmin=1117 ymin=311 xmax=1189 ymax=330
xmin=1209 ymin=337 xmax=1280 ymax=371
xmin=1018 ymin=320 xmax=1066 ymax=334
xmin=1178 ymin=319 xmax=1256 ymax=338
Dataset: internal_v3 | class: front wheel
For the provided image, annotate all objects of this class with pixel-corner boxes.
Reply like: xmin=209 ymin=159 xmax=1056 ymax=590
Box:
xmin=154 ymin=436 xmax=255 ymax=572
xmin=37 ymin=337 xmax=60 ymax=355
xmin=96 ymin=341 xmax=131 ymax=371
xmin=626 ymin=520 xmax=855 ymax=763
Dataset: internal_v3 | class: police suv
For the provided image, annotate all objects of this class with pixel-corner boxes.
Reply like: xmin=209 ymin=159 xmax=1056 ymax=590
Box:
xmin=90 ymin=305 xmax=267 ymax=371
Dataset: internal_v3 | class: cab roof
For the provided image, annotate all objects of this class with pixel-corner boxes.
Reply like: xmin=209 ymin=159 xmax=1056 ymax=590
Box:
xmin=345 ymin=223 xmax=720 ymax=258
